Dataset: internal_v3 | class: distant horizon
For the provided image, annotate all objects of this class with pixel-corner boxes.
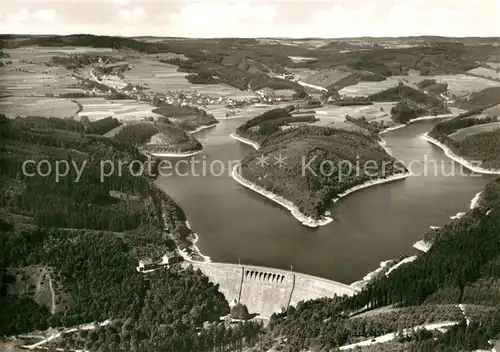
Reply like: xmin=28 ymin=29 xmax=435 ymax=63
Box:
xmin=2 ymin=0 xmax=500 ymax=38
xmin=2 ymin=33 xmax=500 ymax=40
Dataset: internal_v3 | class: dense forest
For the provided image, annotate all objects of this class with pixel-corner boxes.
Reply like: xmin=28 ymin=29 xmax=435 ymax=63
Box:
xmin=113 ymin=122 xmax=203 ymax=154
xmin=264 ymin=177 xmax=500 ymax=351
xmin=0 ymin=115 xmax=263 ymax=351
xmin=417 ymin=78 xmax=448 ymax=96
xmin=3 ymin=34 xmax=500 ymax=351
xmin=237 ymin=112 xmax=407 ymax=218
xmin=152 ymin=103 xmax=218 ymax=132
xmin=369 ymin=84 xmax=449 ymax=124
xmin=234 ymin=106 xmax=317 ymax=143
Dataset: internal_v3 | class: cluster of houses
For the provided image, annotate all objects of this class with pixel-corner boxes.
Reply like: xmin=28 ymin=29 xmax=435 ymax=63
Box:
xmin=149 ymin=90 xmax=262 ymax=108
xmin=255 ymin=88 xmax=296 ymax=103
xmin=136 ymin=252 xmax=183 ymax=273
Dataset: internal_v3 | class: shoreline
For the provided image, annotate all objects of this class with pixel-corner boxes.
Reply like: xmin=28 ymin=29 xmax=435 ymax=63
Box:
xmin=385 ymin=255 xmax=418 ymax=277
xmin=349 ymin=254 xmax=418 ymax=291
xmin=296 ymin=80 xmax=328 ymax=92
xmin=379 ymin=112 xmax=458 ymax=135
xmin=189 ymin=123 xmax=218 ymax=134
xmin=230 ymin=132 xmax=260 ymax=150
xmin=146 ymin=149 xmax=203 ymax=158
xmin=231 ymin=164 xmax=411 ymax=228
xmin=179 ymin=221 xmax=211 ymax=263
xmin=350 ymin=260 xmax=394 ymax=291
xmin=231 ymin=129 xmax=411 ymax=228
xmin=332 ymin=171 xmax=412 ymax=203
xmin=470 ymin=192 xmax=482 ymax=210
xmin=413 ymin=190 xmax=483 ymax=254
xmin=421 ymin=133 xmax=500 ymax=175
xmin=231 ymin=165 xmax=333 ymax=227
xmin=413 ymin=240 xmax=432 ymax=253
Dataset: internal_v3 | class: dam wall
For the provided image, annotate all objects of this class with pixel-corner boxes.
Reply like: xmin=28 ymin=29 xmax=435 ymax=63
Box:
xmin=189 ymin=262 xmax=356 ymax=317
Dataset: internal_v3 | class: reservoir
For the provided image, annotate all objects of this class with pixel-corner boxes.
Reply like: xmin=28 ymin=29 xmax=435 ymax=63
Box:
xmin=155 ymin=117 xmax=492 ymax=284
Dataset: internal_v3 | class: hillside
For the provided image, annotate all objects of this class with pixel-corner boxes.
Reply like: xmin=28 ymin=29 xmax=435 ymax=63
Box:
xmin=429 ymin=112 xmax=500 ymax=170
xmin=265 ymin=177 xmax=500 ymax=352
xmin=457 ymin=87 xmax=500 ymax=111
xmin=417 ymin=78 xmax=448 ymax=96
xmin=5 ymin=34 xmax=498 ymax=99
xmin=369 ymin=84 xmax=449 ymax=123
xmin=113 ymin=121 xmax=202 ymax=155
xmin=234 ymin=106 xmax=317 ymax=144
xmin=0 ymin=115 xmax=263 ymax=350
xmin=152 ymin=103 xmax=218 ymax=132
xmin=3 ymin=33 xmax=500 ymax=352
xmin=238 ymin=123 xmax=407 ymax=220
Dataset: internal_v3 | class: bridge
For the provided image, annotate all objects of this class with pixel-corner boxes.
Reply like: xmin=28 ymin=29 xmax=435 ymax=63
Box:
xmin=188 ymin=261 xmax=356 ymax=318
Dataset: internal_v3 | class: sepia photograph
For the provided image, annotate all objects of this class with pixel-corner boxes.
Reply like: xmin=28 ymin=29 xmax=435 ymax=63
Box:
xmin=1 ymin=1 xmax=500 ymax=351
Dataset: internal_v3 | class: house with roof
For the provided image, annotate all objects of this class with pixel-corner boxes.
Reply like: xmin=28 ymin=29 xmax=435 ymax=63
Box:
xmin=137 ymin=257 xmax=154 ymax=272
xmin=161 ymin=252 xmax=182 ymax=267
xmin=137 ymin=252 xmax=182 ymax=273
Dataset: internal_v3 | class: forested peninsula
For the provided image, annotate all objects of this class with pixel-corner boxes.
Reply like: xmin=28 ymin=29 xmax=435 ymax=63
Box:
xmin=233 ymin=108 xmax=409 ymax=222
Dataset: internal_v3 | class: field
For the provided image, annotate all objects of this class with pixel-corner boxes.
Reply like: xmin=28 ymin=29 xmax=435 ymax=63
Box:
xmin=288 ymin=56 xmax=318 ymax=63
xmin=339 ymin=78 xmax=400 ymax=97
xmin=8 ymin=265 xmax=73 ymax=315
xmin=0 ymin=97 xmax=79 ymax=118
xmin=203 ymin=102 xmax=292 ymax=121
xmin=286 ymin=67 xmax=319 ymax=80
xmin=257 ymin=38 xmax=331 ymax=49
xmin=20 ymin=46 xmax=115 ymax=54
xmin=483 ymin=103 xmax=500 ymax=117
xmin=486 ymin=62 xmax=500 ymax=70
xmin=301 ymin=69 xmax=354 ymax=89
xmin=124 ymin=58 xmax=257 ymax=100
xmin=398 ymin=74 xmax=500 ymax=97
xmin=0 ymin=47 xmax=118 ymax=98
xmin=449 ymin=121 xmax=500 ymax=142
xmin=308 ymin=102 xmax=396 ymax=129
xmin=468 ymin=67 xmax=500 ymax=81
xmin=75 ymin=97 xmax=162 ymax=121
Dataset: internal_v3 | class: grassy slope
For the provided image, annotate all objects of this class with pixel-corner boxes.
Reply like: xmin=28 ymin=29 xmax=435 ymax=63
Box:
xmin=429 ymin=108 xmax=500 ymax=169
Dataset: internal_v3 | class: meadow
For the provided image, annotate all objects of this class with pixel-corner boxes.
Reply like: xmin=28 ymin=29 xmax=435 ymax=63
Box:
xmin=338 ymin=78 xmax=400 ymax=97
xmin=309 ymin=102 xmax=396 ymax=129
xmin=124 ymin=58 xmax=257 ymax=100
xmin=449 ymin=121 xmax=500 ymax=142
xmin=400 ymin=74 xmax=500 ymax=97
xmin=483 ymin=103 xmax=500 ymax=117
xmin=0 ymin=47 xmax=118 ymax=98
xmin=75 ymin=97 xmax=163 ymax=121
xmin=468 ymin=67 xmax=500 ymax=81
xmin=0 ymin=97 xmax=79 ymax=118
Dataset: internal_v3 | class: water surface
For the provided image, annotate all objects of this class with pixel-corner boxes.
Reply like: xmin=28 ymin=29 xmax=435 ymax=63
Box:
xmin=156 ymin=119 xmax=491 ymax=283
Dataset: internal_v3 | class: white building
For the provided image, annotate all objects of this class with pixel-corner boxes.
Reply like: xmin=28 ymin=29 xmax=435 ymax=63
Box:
xmin=161 ymin=252 xmax=181 ymax=266
xmin=137 ymin=258 xmax=153 ymax=271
